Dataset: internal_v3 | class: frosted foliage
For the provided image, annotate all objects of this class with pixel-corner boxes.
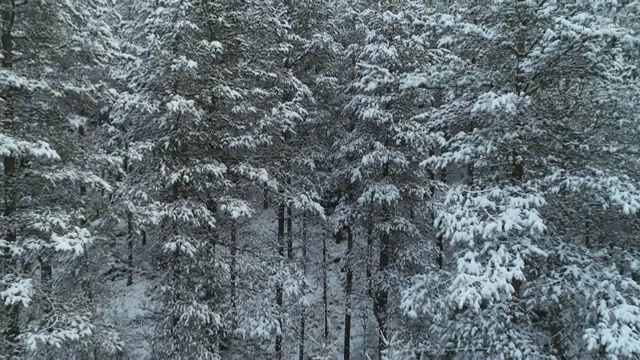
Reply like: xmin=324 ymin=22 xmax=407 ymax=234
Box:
xmin=0 ymin=70 xmax=51 ymax=91
xmin=471 ymin=92 xmax=530 ymax=115
xmin=163 ymin=235 xmax=197 ymax=257
xmin=178 ymin=300 xmax=222 ymax=327
xmin=451 ymin=245 xmax=528 ymax=311
xmin=21 ymin=313 xmax=101 ymax=356
xmin=578 ymin=265 xmax=640 ymax=358
xmin=51 ymin=227 xmax=94 ymax=256
xmin=0 ymin=278 xmax=33 ymax=307
xmin=0 ymin=134 xmax=60 ymax=159
xmin=400 ymin=0 xmax=640 ymax=358
xmin=219 ymin=198 xmax=253 ymax=219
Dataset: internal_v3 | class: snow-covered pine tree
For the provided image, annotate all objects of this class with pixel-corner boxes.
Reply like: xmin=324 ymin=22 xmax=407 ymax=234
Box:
xmin=335 ymin=2 xmax=448 ymax=358
xmin=224 ymin=1 xmax=326 ymax=358
xmin=111 ymin=0 xmax=243 ymax=357
xmin=1 ymin=0 xmax=122 ymax=357
xmin=403 ymin=0 xmax=640 ymax=358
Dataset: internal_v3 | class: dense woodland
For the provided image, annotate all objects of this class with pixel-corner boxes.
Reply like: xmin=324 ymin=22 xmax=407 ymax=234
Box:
xmin=1 ymin=0 xmax=640 ymax=359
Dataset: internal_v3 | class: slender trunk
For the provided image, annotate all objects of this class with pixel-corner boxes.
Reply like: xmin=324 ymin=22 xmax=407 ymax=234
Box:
xmin=275 ymin=201 xmax=285 ymax=359
xmin=230 ymin=223 xmax=237 ymax=313
xmin=79 ymin=119 xmax=98 ymax=303
xmin=207 ymin=200 xmax=220 ymax=356
xmin=365 ymin=222 xmax=373 ymax=358
xmin=207 ymin=199 xmax=218 ymax=289
xmin=361 ymin=307 xmax=369 ymax=360
xmin=510 ymin=155 xmax=524 ymax=326
xmin=375 ymin=163 xmax=391 ymax=359
xmin=298 ymin=214 xmax=307 ymax=360
xmin=287 ymin=178 xmax=293 ymax=259
xmin=2 ymin=3 xmax=20 ymax=352
xmin=585 ymin=219 xmax=591 ymax=248
xmin=79 ymin=121 xmax=87 ymax=196
xmin=431 ymin=91 xmax=446 ymax=271
xmin=101 ymin=169 xmax=106 ymax=205
xmin=550 ymin=306 xmax=566 ymax=360
xmin=431 ymin=161 xmax=448 ymax=270
xmin=511 ymin=36 xmax=526 ymax=324
xmin=374 ymin=232 xmax=390 ymax=359
xmin=343 ymin=226 xmax=353 ymax=360
xmin=366 ymin=222 xmax=373 ymax=297
xmin=169 ymin=182 xmax=181 ymax=336
xmin=126 ymin=210 xmax=134 ymax=286
xmin=436 ymin=232 xmax=444 ymax=270
xmin=141 ymin=229 xmax=147 ymax=246
xmin=40 ymin=255 xmax=52 ymax=322
xmin=123 ymin=142 xmax=133 ymax=286
xmin=322 ymin=229 xmax=329 ymax=341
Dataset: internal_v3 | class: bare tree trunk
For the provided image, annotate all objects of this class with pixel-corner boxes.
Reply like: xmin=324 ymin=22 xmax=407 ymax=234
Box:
xmin=126 ymin=210 xmax=134 ymax=286
xmin=343 ymin=226 xmax=353 ymax=360
xmin=374 ymin=232 xmax=390 ymax=359
xmin=122 ymin=143 xmax=134 ymax=286
xmin=298 ymin=214 xmax=307 ymax=360
xmin=366 ymin=221 xmax=373 ymax=297
xmin=322 ymin=229 xmax=329 ymax=341
xmin=275 ymin=200 xmax=285 ymax=360
xmin=230 ymin=223 xmax=237 ymax=313
xmin=375 ymin=163 xmax=391 ymax=359
xmin=287 ymin=178 xmax=293 ymax=259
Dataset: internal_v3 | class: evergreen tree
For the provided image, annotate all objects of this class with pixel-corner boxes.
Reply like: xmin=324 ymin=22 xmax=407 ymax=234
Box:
xmin=1 ymin=0 xmax=122 ymax=357
xmin=403 ymin=1 xmax=640 ymax=358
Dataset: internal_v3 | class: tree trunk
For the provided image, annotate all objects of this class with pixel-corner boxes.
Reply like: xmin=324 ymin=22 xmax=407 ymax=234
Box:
xmin=230 ymin=223 xmax=237 ymax=313
xmin=126 ymin=210 xmax=134 ymax=286
xmin=298 ymin=214 xmax=307 ymax=360
xmin=287 ymin=178 xmax=293 ymax=259
xmin=366 ymin=222 xmax=373 ymax=297
xmin=275 ymin=201 xmax=285 ymax=360
xmin=40 ymin=254 xmax=52 ymax=318
xmin=263 ymin=186 xmax=269 ymax=210
xmin=343 ymin=226 xmax=353 ymax=360
xmin=322 ymin=229 xmax=329 ymax=341
xmin=549 ymin=306 xmax=566 ymax=360
xmin=585 ymin=219 xmax=592 ymax=248
xmin=2 ymin=4 xmax=20 ymax=353
xmin=511 ymin=155 xmax=524 ymax=326
xmin=431 ymin=163 xmax=448 ymax=270
xmin=79 ymin=121 xmax=87 ymax=196
xmin=375 ymin=163 xmax=391 ymax=359
xmin=123 ymin=142 xmax=133 ymax=286
xmin=374 ymin=232 xmax=390 ymax=359
xmin=169 ymin=182 xmax=181 ymax=337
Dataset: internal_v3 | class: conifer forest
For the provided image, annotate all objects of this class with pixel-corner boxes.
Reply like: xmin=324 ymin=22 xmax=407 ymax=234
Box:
xmin=2 ymin=0 xmax=640 ymax=359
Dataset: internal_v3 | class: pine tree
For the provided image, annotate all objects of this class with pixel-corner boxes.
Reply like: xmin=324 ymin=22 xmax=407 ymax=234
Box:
xmin=1 ymin=0 xmax=122 ymax=357
xmin=334 ymin=2 xmax=447 ymax=357
xmin=112 ymin=0 xmax=235 ymax=357
xmin=403 ymin=1 xmax=640 ymax=358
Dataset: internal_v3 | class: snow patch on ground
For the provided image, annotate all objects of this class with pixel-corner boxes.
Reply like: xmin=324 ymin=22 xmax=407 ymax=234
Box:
xmin=99 ymin=278 xmax=157 ymax=359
